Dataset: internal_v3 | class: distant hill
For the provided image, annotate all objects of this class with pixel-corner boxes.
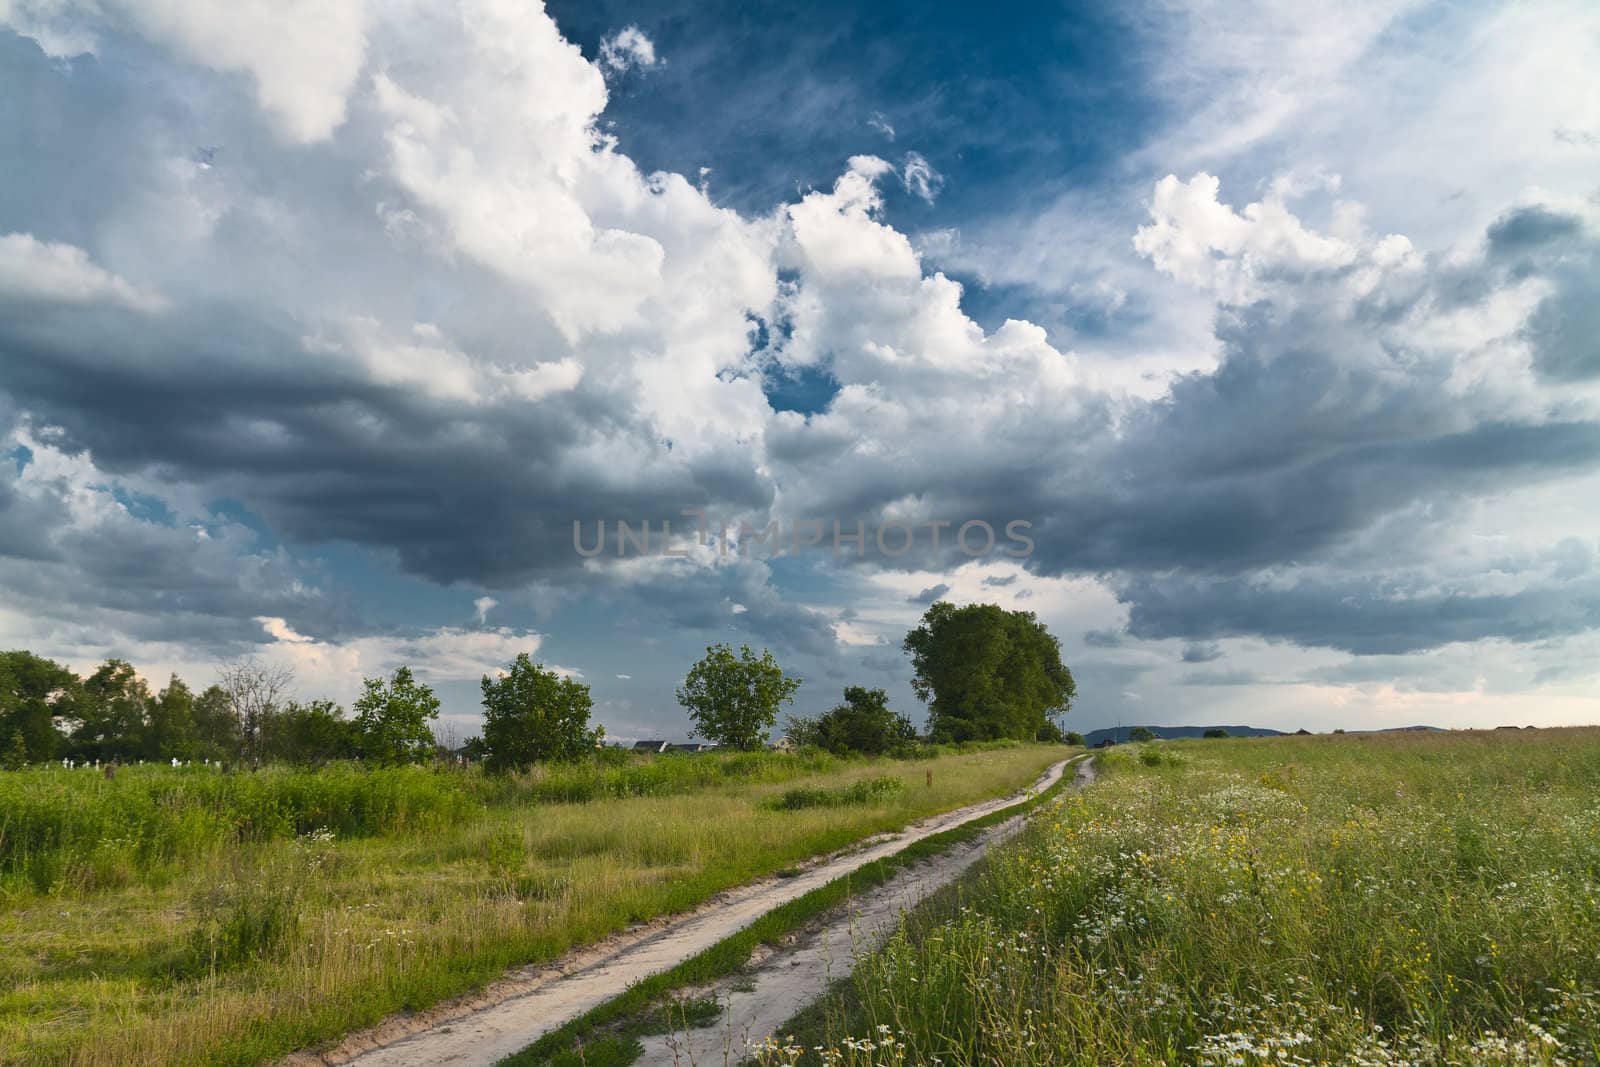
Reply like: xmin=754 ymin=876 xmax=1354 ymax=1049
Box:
xmin=1356 ymin=725 xmax=1444 ymax=733
xmin=1080 ymin=724 xmax=1446 ymax=745
xmin=1081 ymin=725 xmax=1285 ymax=745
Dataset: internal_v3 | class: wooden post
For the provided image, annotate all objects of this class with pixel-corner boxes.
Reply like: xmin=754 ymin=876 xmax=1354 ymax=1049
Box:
xmin=925 ymin=768 xmax=933 ymax=788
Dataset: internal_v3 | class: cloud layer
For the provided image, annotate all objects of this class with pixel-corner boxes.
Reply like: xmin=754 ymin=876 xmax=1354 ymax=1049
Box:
xmin=1 ymin=0 xmax=1598 ymax=732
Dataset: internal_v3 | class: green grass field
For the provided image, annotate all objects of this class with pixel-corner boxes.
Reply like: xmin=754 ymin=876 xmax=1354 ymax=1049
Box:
xmin=0 ymin=744 xmax=1063 ymax=1066
xmin=776 ymin=728 xmax=1600 ymax=1067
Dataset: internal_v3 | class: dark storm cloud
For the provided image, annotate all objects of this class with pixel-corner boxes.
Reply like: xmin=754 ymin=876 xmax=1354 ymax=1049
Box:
xmin=1485 ymin=205 xmax=1585 ymax=258
xmin=0 ymin=32 xmax=777 ymax=598
xmin=1455 ymin=204 xmax=1600 ymax=382
xmin=0 ymin=297 xmax=772 ymax=588
xmin=1121 ymin=572 xmax=1600 ymax=656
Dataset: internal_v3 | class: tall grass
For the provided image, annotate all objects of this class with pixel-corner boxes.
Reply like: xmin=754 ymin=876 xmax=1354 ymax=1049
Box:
xmin=0 ymin=744 xmax=1065 ymax=1066
xmin=776 ymin=729 xmax=1600 ymax=1067
xmin=0 ymin=762 xmax=470 ymax=894
xmin=0 ymin=751 xmax=867 ymax=896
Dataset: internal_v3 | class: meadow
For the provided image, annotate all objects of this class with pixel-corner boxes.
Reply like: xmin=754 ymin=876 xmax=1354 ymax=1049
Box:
xmin=0 ymin=743 xmax=1063 ymax=1066
xmin=774 ymin=728 xmax=1600 ymax=1067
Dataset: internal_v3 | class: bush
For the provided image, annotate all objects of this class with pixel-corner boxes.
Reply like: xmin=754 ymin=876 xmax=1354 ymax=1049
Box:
xmin=772 ymin=774 xmax=905 ymax=810
xmin=1137 ymin=744 xmax=1187 ymax=768
xmin=188 ymin=875 xmax=301 ymax=973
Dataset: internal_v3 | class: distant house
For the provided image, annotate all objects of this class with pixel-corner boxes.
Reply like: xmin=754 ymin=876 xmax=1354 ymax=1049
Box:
xmin=632 ymin=740 xmax=669 ymax=753
xmin=1091 ymin=738 xmax=1118 ymax=749
xmin=770 ymin=736 xmax=795 ymax=752
xmin=667 ymin=741 xmax=717 ymax=753
xmin=1295 ymin=728 xmax=1312 ymax=736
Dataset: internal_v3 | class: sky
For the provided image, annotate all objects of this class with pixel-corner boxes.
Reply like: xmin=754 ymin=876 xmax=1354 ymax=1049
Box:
xmin=2 ymin=0 xmax=1599 ymax=742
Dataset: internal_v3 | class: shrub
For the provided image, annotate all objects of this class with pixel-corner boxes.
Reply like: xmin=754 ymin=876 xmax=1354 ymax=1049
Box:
xmin=795 ymin=687 xmax=918 ymax=756
xmin=772 ymin=774 xmax=905 ymax=810
xmin=188 ymin=875 xmax=302 ymax=973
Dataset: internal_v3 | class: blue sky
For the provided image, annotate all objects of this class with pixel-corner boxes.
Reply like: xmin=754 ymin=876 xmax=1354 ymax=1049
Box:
xmin=1 ymin=0 xmax=1599 ymax=741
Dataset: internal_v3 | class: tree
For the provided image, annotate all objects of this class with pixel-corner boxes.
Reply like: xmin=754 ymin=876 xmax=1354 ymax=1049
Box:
xmin=216 ymin=659 xmax=294 ymax=766
xmin=1064 ymin=730 xmax=1086 ymax=746
xmin=781 ymin=712 xmax=823 ymax=750
xmin=0 ymin=650 xmax=77 ymax=763
xmin=677 ymin=644 xmax=800 ymax=750
xmin=480 ymin=654 xmax=599 ymax=771
xmin=1129 ymin=726 xmax=1157 ymax=742
xmin=145 ymin=675 xmax=197 ymax=760
xmin=798 ymin=686 xmax=916 ymax=755
xmin=191 ymin=683 xmax=244 ymax=762
xmin=352 ymin=666 xmax=440 ymax=765
xmin=264 ymin=699 xmax=358 ymax=764
xmin=2 ymin=729 xmax=27 ymax=770
xmin=68 ymin=659 xmax=152 ymax=762
xmin=1203 ymin=728 xmax=1230 ymax=739
xmin=902 ymin=602 xmax=1075 ymax=742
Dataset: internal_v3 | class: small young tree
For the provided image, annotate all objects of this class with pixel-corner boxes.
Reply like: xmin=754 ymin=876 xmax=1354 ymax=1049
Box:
xmin=2 ymin=728 xmax=27 ymax=770
xmin=677 ymin=644 xmax=800 ymax=751
xmin=782 ymin=712 xmax=824 ymax=750
xmin=812 ymin=686 xmax=916 ymax=755
xmin=1128 ymin=725 xmax=1157 ymax=742
xmin=216 ymin=659 xmax=294 ymax=766
xmin=480 ymin=654 xmax=600 ymax=772
xmin=353 ymin=666 xmax=440 ymax=765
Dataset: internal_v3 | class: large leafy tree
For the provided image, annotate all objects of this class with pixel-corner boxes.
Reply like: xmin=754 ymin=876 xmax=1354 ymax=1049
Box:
xmin=352 ymin=666 xmax=440 ymax=765
xmin=0 ymin=650 xmax=77 ymax=762
xmin=480 ymin=653 xmax=599 ymax=771
xmin=69 ymin=658 xmax=152 ymax=762
xmin=677 ymin=643 xmax=800 ymax=751
xmin=903 ymin=602 xmax=1075 ymax=742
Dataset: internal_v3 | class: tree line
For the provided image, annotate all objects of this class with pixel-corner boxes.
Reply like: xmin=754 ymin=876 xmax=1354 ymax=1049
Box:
xmin=2 ymin=600 xmax=1078 ymax=771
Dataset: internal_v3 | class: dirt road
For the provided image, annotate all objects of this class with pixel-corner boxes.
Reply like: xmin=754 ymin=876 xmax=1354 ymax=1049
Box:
xmin=303 ymin=755 xmax=1081 ymax=1067
xmin=633 ymin=756 xmax=1096 ymax=1066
